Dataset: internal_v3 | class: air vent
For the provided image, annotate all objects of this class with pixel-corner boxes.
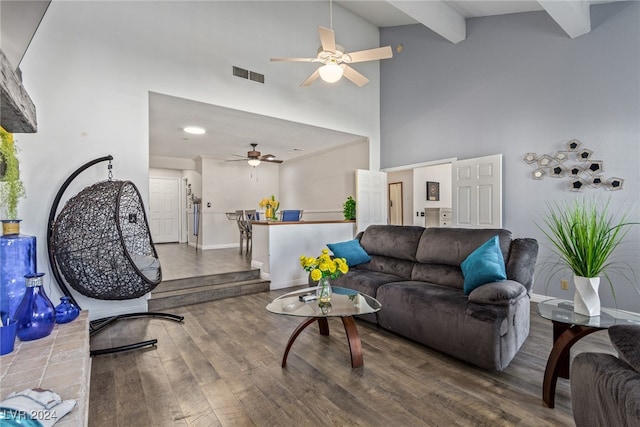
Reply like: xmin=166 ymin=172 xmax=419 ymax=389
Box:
xmin=232 ymin=66 xmax=264 ymax=84
xmin=249 ymin=71 xmax=264 ymax=84
xmin=233 ymin=66 xmax=249 ymax=79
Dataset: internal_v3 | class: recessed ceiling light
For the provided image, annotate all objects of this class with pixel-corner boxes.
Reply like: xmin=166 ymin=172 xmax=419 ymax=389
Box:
xmin=183 ymin=126 xmax=206 ymax=135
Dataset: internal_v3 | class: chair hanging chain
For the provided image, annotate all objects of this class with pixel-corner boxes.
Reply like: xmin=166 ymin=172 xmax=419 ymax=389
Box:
xmin=107 ymin=160 xmax=113 ymax=181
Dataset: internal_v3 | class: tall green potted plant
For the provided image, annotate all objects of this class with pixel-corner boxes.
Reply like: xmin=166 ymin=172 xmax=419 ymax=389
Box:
xmin=538 ymin=198 xmax=638 ymax=316
xmin=0 ymin=126 xmax=26 ymax=234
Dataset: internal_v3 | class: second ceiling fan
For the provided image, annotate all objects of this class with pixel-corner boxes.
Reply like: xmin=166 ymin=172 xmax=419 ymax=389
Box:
xmin=227 ymin=143 xmax=283 ymax=167
xmin=270 ymin=1 xmax=393 ymax=87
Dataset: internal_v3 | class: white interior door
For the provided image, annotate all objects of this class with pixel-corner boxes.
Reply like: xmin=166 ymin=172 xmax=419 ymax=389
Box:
xmin=452 ymin=154 xmax=502 ymax=228
xmin=356 ymin=169 xmax=388 ymax=233
xmin=149 ymin=177 xmax=180 ymax=243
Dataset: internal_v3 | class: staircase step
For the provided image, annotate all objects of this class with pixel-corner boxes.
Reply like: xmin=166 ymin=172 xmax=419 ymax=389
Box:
xmin=148 ymin=278 xmax=270 ymax=311
xmin=154 ymin=269 xmax=261 ymax=293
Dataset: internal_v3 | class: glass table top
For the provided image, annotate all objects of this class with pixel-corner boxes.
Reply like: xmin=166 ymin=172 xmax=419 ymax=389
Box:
xmin=266 ymin=286 xmax=381 ymax=318
xmin=536 ymin=298 xmax=640 ymax=328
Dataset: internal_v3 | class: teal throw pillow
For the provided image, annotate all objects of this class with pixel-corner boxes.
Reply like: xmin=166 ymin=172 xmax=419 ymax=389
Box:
xmin=327 ymin=239 xmax=371 ymax=267
xmin=461 ymin=235 xmax=507 ymax=295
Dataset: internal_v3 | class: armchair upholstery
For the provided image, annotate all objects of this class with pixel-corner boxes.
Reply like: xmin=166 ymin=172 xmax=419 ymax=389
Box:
xmin=571 ymin=324 xmax=640 ymax=426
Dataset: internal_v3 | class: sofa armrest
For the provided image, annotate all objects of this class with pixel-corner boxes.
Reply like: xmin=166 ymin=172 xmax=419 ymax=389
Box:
xmin=571 ymin=352 xmax=640 ymax=427
xmin=609 ymin=325 xmax=640 ymax=373
xmin=468 ymin=280 xmax=527 ymax=305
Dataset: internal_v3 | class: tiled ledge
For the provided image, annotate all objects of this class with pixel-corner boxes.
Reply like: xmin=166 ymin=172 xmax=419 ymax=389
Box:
xmin=0 ymin=310 xmax=91 ymax=426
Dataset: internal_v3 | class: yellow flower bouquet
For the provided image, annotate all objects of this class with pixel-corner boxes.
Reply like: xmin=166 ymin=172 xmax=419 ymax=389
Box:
xmin=259 ymin=195 xmax=279 ymax=220
xmin=300 ymin=249 xmax=349 ymax=304
xmin=300 ymin=249 xmax=349 ymax=281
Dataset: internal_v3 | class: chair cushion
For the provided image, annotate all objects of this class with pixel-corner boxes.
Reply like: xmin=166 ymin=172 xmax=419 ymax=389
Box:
xmin=327 ymin=239 xmax=371 ymax=266
xmin=609 ymin=325 xmax=640 ymax=373
xmin=461 ymin=235 xmax=507 ymax=295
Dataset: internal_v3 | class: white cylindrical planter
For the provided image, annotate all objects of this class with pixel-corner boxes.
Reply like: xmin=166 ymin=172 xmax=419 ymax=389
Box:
xmin=573 ymin=275 xmax=600 ymax=316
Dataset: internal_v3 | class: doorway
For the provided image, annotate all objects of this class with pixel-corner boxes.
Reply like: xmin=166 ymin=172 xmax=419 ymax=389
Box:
xmin=388 ymin=182 xmax=403 ymax=225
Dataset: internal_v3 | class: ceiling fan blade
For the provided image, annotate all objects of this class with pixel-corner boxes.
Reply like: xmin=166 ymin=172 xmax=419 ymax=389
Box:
xmin=345 ymin=46 xmax=393 ymax=63
xmin=342 ymin=65 xmax=369 ymax=87
xmin=318 ymin=26 xmax=336 ymax=53
xmin=261 ymin=154 xmax=284 ymax=164
xmin=300 ymin=68 xmax=321 ymax=87
xmin=270 ymin=57 xmax=316 ymax=62
xmin=224 ymin=158 xmax=248 ymax=162
xmin=231 ymin=154 xmax=249 ymax=158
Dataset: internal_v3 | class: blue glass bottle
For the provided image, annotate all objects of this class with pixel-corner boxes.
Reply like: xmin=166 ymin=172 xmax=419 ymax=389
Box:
xmin=0 ymin=220 xmax=37 ymax=321
xmin=15 ymin=273 xmax=55 ymax=341
xmin=55 ymin=296 xmax=80 ymax=324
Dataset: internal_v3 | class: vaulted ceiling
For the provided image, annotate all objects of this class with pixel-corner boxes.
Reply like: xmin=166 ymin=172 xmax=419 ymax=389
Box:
xmin=1 ymin=1 xmax=621 ymax=163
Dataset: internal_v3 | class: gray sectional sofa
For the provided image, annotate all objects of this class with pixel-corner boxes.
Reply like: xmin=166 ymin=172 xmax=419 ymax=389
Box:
xmin=329 ymin=225 xmax=538 ymax=371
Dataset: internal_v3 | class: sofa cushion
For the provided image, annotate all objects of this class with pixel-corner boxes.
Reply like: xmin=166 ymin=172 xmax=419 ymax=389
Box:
xmin=609 ymin=325 xmax=640 ymax=373
xmin=327 ymin=239 xmax=371 ymax=266
xmin=461 ymin=235 xmax=507 ymax=295
xmin=416 ymin=228 xmax=512 ymax=267
xmin=330 ymin=269 xmax=404 ymax=298
xmin=355 ymin=254 xmax=416 ymax=281
xmin=410 ymin=263 xmax=464 ymax=289
xmin=359 ymin=225 xmax=425 ymax=261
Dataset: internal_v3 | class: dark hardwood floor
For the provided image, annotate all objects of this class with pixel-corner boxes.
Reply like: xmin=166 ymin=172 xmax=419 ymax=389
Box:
xmin=88 ymin=288 xmax=614 ymax=426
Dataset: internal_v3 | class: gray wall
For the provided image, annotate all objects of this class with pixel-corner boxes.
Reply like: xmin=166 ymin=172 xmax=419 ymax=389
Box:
xmin=380 ymin=2 xmax=640 ymax=311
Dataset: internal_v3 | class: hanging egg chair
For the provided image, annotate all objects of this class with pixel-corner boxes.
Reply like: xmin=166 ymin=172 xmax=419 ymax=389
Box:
xmin=47 ymin=155 xmax=183 ymax=356
xmin=52 ymin=179 xmax=161 ymax=299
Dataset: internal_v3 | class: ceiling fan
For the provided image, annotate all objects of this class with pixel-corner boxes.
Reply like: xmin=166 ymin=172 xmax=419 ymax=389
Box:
xmin=226 ymin=143 xmax=283 ymax=167
xmin=270 ymin=0 xmax=393 ymax=87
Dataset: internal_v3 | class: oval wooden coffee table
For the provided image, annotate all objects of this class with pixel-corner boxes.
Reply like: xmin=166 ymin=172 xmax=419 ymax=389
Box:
xmin=266 ymin=286 xmax=381 ymax=369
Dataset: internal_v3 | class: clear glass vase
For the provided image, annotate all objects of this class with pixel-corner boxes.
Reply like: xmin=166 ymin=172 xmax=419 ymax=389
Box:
xmin=15 ymin=273 xmax=55 ymax=341
xmin=316 ymin=276 xmax=332 ymax=304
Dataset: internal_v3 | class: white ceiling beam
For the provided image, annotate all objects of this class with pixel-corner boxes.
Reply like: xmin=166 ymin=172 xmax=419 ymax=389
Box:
xmin=386 ymin=1 xmax=466 ymax=44
xmin=538 ymin=0 xmax=591 ymax=38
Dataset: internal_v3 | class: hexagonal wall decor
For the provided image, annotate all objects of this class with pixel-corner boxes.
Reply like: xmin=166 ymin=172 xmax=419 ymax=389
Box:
xmin=550 ymin=165 xmax=566 ymax=177
xmin=567 ymin=139 xmax=582 ymax=151
xmin=606 ymin=177 xmax=624 ymax=191
xmin=525 ymin=139 xmax=624 ymax=191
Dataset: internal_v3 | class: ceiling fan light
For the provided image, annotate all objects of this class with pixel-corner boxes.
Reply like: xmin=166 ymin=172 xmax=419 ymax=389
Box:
xmin=183 ymin=126 xmax=206 ymax=135
xmin=319 ymin=62 xmax=344 ymax=83
xmin=248 ymin=159 xmax=261 ymax=167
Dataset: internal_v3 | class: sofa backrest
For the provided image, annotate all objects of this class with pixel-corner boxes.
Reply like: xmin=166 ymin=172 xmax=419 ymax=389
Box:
xmin=359 ymin=225 xmax=425 ymax=260
xmin=355 ymin=225 xmax=538 ymax=293
xmin=357 ymin=225 xmax=425 ymax=279
xmin=412 ymin=228 xmax=513 ymax=290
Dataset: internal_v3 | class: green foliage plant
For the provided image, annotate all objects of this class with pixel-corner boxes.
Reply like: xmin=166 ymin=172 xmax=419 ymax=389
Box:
xmin=538 ymin=197 xmax=638 ymax=298
xmin=343 ymin=196 xmax=356 ymax=220
xmin=0 ymin=127 xmax=26 ymax=219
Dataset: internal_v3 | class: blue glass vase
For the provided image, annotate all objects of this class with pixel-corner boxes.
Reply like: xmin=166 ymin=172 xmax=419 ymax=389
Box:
xmin=55 ymin=296 xmax=80 ymax=324
xmin=0 ymin=220 xmax=37 ymax=321
xmin=15 ymin=273 xmax=55 ymax=341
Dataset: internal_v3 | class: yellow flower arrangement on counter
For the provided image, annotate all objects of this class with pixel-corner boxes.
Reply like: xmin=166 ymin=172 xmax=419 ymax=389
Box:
xmin=259 ymin=195 xmax=279 ymax=220
xmin=300 ymin=249 xmax=349 ymax=281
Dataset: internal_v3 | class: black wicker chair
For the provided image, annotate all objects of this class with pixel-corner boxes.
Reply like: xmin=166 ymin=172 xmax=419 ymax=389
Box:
xmin=47 ymin=155 xmax=183 ymax=356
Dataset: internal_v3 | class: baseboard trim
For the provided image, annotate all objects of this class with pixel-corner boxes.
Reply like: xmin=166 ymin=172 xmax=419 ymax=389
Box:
xmin=530 ymin=293 xmax=550 ymax=303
